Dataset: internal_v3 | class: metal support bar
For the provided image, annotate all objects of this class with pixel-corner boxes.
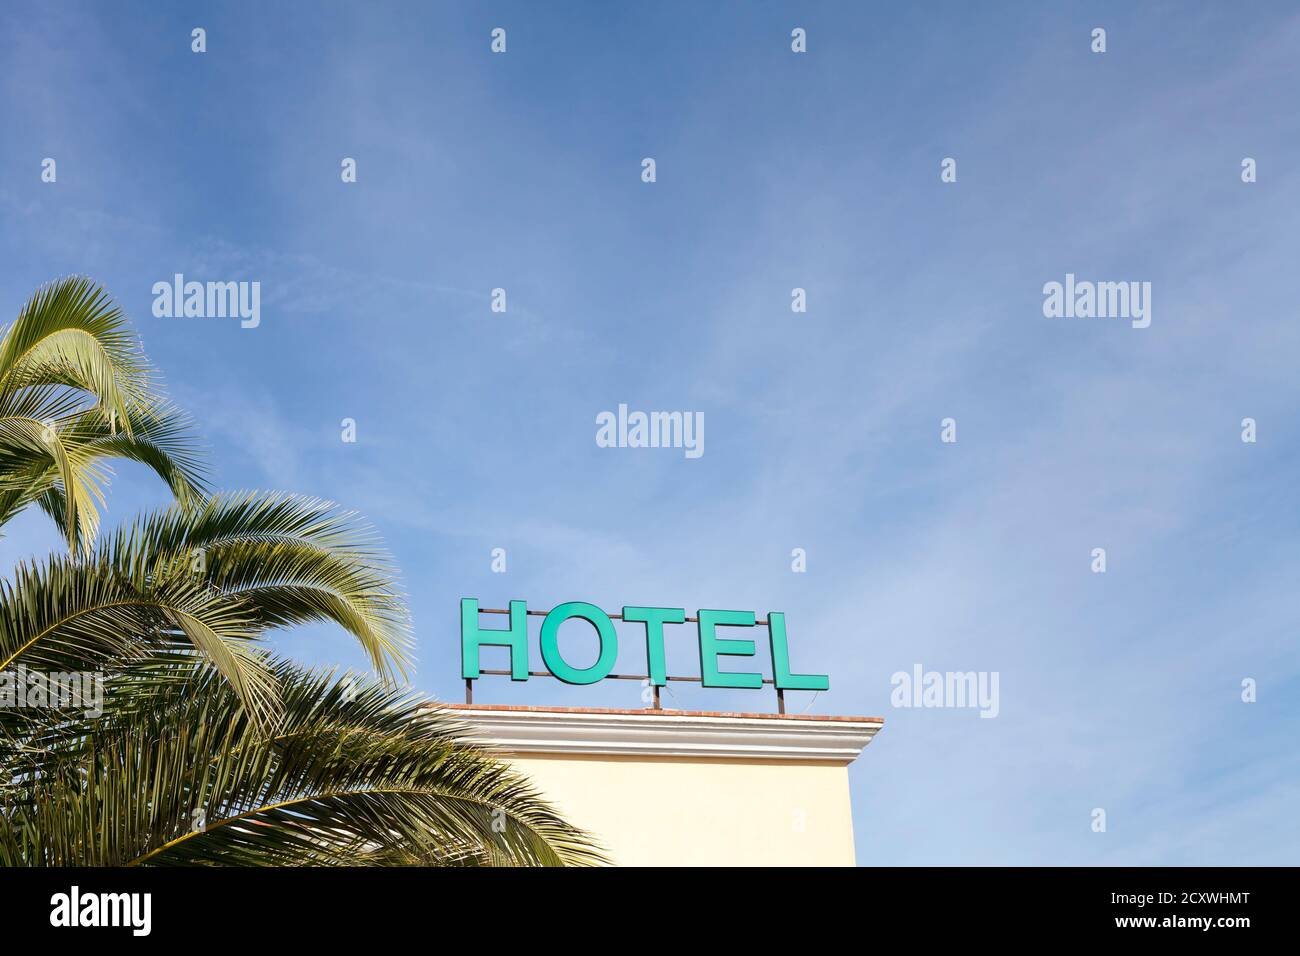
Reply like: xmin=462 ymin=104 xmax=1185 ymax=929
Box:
xmin=476 ymin=668 xmax=777 ymax=686
xmin=475 ymin=607 xmax=769 ymax=626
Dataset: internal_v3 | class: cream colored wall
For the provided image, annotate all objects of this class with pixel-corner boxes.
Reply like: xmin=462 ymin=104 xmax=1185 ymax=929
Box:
xmin=506 ymin=753 xmax=856 ymax=866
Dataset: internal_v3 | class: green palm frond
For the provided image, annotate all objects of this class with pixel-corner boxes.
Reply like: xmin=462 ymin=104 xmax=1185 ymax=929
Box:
xmin=102 ymin=491 xmax=414 ymax=683
xmin=24 ymin=398 xmax=209 ymax=548
xmin=0 ymin=276 xmax=147 ymax=431
xmin=0 ymin=413 xmax=98 ymax=550
xmin=0 ymin=551 xmax=280 ymax=731
xmin=0 ymin=278 xmax=208 ymax=550
xmin=0 ymin=491 xmax=412 ymax=727
xmin=1 ymin=660 xmax=604 ymax=867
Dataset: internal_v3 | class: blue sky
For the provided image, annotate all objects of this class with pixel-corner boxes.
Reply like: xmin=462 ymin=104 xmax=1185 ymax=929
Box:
xmin=2 ymin=1 xmax=1297 ymax=865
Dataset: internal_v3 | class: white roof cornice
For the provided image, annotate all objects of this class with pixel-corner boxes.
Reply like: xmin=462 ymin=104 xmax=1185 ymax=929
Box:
xmin=440 ymin=705 xmax=884 ymax=763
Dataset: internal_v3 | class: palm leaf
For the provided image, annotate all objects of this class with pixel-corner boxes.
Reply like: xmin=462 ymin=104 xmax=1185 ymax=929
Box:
xmin=1 ymin=660 xmax=604 ymax=867
xmin=0 ymin=278 xmax=208 ymax=550
xmin=101 ymin=491 xmax=414 ymax=683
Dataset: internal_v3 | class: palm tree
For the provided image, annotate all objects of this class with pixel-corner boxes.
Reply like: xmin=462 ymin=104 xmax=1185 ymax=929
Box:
xmin=0 ymin=277 xmax=600 ymax=865
xmin=2 ymin=659 xmax=600 ymax=866
xmin=0 ymin=276 xmax=207 ymax=552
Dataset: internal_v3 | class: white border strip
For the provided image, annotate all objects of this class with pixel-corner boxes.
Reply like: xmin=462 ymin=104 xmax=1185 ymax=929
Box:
xmin=454 ymin=708 xmax=883 ymax=762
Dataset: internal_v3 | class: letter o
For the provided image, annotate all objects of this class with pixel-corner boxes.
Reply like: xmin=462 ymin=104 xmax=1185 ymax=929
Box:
xmin=540 ymin=602 xmax=619 ymax=684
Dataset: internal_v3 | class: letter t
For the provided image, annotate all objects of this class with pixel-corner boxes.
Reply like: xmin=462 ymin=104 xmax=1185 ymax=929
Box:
xmin=622 ymin=606 xmax=685 ymax=685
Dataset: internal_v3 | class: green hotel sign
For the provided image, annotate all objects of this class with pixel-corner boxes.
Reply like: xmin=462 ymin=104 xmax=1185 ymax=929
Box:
xmin=461 ymin=599 xmax=829 ymax=691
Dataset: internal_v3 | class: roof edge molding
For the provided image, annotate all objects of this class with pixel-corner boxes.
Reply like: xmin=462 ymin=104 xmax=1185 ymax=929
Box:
xmin=443 ymin=705 xmax=884 ymax=763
